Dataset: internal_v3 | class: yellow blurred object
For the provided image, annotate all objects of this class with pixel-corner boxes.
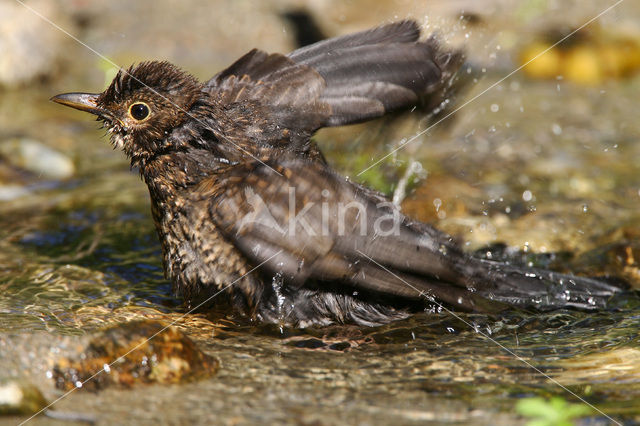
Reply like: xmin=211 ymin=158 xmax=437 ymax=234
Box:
xmin=615 ymin=40 xmax=640 ymax=74
xmin=520 ymin=42 xmax=562 ymax=79
xmin=599 ymin=44 xmax=627 ymax=78
xmin=564 ymin=46 xmax=604 ymax=85
xmin=520 ymin=29 xmax=640 ymax=85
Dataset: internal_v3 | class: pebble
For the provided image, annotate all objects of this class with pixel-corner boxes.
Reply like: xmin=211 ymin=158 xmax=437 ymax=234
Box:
xmin=0 ymin=137 xmax=74 ymax=180
xmin=53 ymin=321 xmax=219 ymax=391
xmin=0 ymin=379 xmax=47 ymax=415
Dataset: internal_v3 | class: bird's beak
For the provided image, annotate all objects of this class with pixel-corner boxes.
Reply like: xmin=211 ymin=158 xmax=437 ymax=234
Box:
xmin=50 ymin=92 xmax=105 ymax=116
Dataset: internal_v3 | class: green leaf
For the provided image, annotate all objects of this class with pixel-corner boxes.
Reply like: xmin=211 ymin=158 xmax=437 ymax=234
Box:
xmin=516 ymin=396 xmax=594 ymax=426
xmin=516 ymin=397 xmax=553 ymax=417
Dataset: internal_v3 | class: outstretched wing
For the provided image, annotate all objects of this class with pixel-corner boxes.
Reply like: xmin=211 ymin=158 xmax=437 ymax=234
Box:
xmin=191 ymin=158 xmax=622 ymax=312
xmin=204 ymin=20 xmax=464 ymax=148
xmin=191 ymin=157 xmax=487 ymax=310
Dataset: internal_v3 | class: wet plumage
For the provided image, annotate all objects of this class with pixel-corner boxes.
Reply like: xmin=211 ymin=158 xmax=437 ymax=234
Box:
xmin=53 ymin=21 xmax=622 ymax=327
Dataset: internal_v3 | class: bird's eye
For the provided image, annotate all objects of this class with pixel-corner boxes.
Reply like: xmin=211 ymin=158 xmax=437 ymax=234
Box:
xmin=129 ymin=102 xmax=150 ymax=121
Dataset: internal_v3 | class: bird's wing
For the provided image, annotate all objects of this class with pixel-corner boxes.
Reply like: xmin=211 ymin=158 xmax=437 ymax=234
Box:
xmin=204 ymin=20 xmax=464 ymax=134
xmin=191 ymin=158 xmax=623 ymax=312
xmin=190 ymin=158 xmax=502 ymax=311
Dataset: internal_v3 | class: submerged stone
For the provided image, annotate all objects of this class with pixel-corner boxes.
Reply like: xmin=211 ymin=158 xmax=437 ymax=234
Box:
xmin=53 ymin=320 xmax=219 ymax=391
xmin=0 ymin=379 xmax=48 ymax=416
xmin=0 ymin=137 xmax=74 ymax=180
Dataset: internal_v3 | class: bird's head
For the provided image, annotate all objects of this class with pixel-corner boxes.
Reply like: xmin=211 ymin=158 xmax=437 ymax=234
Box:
xmin=52 ymin=61 xmax=202 ymax=166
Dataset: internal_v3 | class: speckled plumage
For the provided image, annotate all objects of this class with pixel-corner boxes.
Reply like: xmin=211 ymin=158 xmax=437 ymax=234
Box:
xmin=53 ymin=21 xmax=623 ymax=327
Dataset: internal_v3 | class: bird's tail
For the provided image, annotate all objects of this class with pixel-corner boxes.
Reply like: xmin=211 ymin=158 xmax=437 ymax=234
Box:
xmin=464 ymin=258 xmax=624 ymax=310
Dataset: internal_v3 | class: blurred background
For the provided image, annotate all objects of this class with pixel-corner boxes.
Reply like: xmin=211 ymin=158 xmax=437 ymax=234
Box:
xmin=1 ymin=0 xmax=640 ymax=424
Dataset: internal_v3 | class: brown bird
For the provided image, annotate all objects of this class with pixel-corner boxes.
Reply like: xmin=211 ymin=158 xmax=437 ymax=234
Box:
xmin=52 ymin=21 xmax=621 ymax=327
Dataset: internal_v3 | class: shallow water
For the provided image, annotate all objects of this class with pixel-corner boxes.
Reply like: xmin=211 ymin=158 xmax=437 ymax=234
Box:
xmin=1 ymin=1 xmax=640 ymax=425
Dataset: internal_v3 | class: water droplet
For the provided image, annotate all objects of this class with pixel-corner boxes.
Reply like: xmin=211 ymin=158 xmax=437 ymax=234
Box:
xmin=272 ymin=272 xmax=287 ymax=322
xmin=582 ymin=204 xmax=588 ymax=213
xmin=522 ymin=190 xmax=533 ymax=202
xmin=490 ymin=104 xmax=499 ymax=112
